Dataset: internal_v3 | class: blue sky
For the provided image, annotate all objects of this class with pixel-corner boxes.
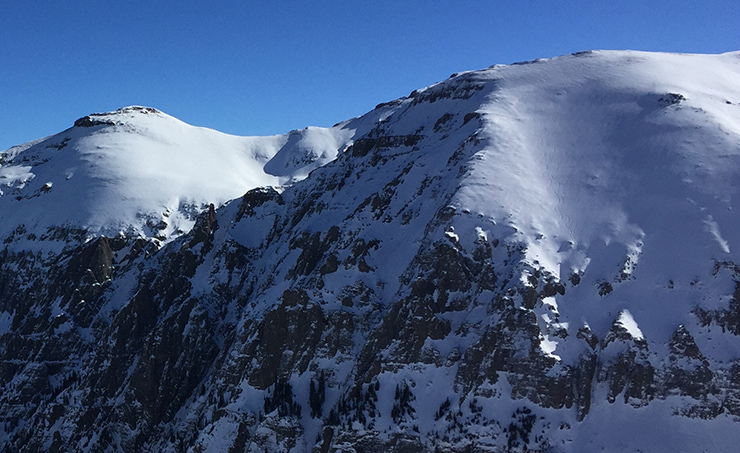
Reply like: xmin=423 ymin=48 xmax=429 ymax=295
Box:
xmin=1 ymin=1 xmax=738 ymax=151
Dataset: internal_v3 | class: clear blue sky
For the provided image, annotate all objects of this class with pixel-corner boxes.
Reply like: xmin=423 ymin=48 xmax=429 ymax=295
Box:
xmin=1 ymin=1 xmax=738 ymax=150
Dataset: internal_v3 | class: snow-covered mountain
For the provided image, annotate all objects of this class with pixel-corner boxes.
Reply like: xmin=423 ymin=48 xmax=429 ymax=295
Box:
xmin=0 ymin=106 xmax=373 ymax=250
xmin=2 ymin=50 xmax=740 ymax=452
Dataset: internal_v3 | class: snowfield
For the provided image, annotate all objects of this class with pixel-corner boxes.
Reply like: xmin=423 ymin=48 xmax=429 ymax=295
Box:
xmin=453 ymin=49 xmax=740 ymax=353
xmin=0 ymin=106 xmax=378 ymax=250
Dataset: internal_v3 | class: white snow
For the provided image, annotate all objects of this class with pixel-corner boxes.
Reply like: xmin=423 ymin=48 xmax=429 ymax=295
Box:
xmin=539 ymin=334 xmax=561 ymax=360
xmin=0 ymin=106 xmax=366 ymax=249
xmin=448 ymin=50 xmax=740 ymax=344
xmin=263 ymin=126 xmax=355 ymax=184
xmin=0 ymin=165 xmax=34 ymax=189
xmin=703 ymin=214 xmax=730 ymax=253
xmin=616 ymin=309 xmax=644 ymax=340
xmin=124 ymin=50 xmax=740 ymax=451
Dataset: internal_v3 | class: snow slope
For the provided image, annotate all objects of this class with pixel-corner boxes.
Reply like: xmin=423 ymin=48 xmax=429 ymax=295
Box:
xmin=452 ymin=50 xmax=740 ymax=351
xmin=0 ymin=106 xmax=364 ymax=250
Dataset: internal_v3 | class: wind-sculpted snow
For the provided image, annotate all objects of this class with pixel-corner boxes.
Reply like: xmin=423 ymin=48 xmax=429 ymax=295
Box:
xmin=2 ymin=51 xmax=740 ymax=452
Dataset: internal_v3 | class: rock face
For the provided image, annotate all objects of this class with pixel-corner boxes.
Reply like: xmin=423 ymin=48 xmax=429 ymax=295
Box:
xmin=2 ymin=50 xmax=740 ymax=452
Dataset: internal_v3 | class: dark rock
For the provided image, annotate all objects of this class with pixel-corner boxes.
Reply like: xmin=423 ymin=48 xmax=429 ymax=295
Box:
xmin=236 ymin=187 xmax=283 ymax=221
xmin=249 ymin=289 xmax=325 ymax=389
xmin=598 ymin=281 xmax=613 ymax=296
xmin=658 ymin=92 xmax=686 ymax=107
xmin=188 ymin=203 xmax=218 ymax=252
xmin=462 ymin=112 xmax=480 ymax=125
xmin=73 ymin=116 xmax=116 ymax=128
xmin=434 ymin=113 xmax=454 ymax=132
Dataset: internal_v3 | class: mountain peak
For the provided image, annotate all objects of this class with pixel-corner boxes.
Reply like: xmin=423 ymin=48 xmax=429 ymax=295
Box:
xmin=73 ymin=106 xmax=164 ymax=128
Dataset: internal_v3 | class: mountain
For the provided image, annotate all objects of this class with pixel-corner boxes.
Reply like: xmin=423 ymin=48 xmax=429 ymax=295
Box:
xmin=0 ymin=105 xmax=376 ymax=250
xmin=2 ymin=50 xmax=740 ymax=452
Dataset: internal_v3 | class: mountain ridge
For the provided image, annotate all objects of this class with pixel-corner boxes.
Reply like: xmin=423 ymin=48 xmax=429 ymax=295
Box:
xmin=2 ymin=49 xmax=740 ymax=452
xmin=0 ymin=104 xmax=388 ymax=251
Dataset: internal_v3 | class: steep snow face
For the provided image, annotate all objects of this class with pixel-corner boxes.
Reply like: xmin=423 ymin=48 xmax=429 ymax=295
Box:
xmin=0 ymin=106 xmax=362 ymax=249
xmin=453 ymin=50 xmax=740 ymax=346
xmin=151 ymin=50 xmax=740 ymax=452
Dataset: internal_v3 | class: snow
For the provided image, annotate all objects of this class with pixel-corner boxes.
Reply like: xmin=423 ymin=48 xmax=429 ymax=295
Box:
xmin=0 ymin=311 xmax=12 ymax=335
xmin=573 ymin=397 xmax=740 ymax=452
xmin=0 ymin=106 xmax=363 ymax=249
xmin=616 ymin=309 xmax=644 ymax=340
xmin=446 ymin=50 xmax=740 ymax=346
xmin=263 ymin=126 xmax=355 ymax=184
xmin=233 ymin=49 xmax=740 ymax=451
xmin=0 ymin=165 xmax=34 ymax=189
xmin=703 ymin=214 xmax=731 ymax=253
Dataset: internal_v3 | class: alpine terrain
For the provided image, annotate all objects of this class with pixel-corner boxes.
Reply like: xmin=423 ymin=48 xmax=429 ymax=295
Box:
xmin=2 ymin=50 xmax=740 ymax=452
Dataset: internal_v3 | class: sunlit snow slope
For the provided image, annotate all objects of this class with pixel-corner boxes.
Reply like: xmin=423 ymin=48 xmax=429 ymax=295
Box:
xmin=454 ymin=50 xmax=740 ymax=341
xmin=0 ymin=106 xmax=362 ymax=250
